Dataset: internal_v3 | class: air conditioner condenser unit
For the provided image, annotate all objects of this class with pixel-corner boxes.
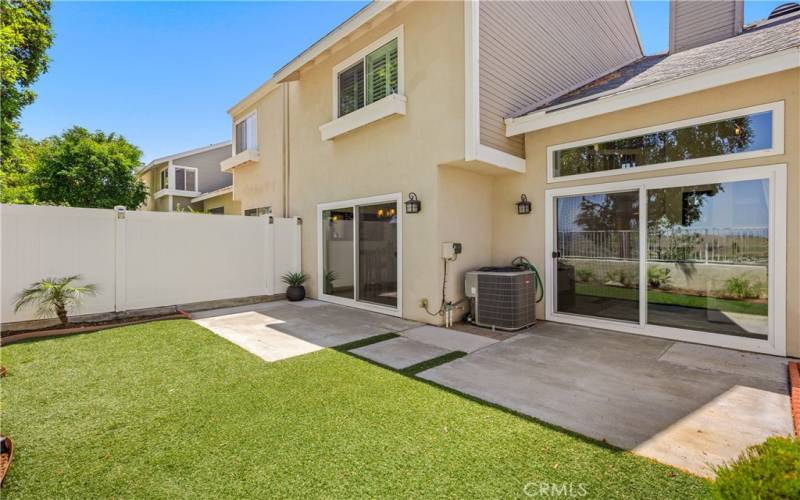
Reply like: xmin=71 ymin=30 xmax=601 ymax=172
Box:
xmin=465 ymin=267 xmax=536 ymax=331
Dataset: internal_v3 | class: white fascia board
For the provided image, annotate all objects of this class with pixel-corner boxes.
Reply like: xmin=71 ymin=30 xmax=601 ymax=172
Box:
xmin=227 ymin=1 xmax=397 ymax=116
xmin=138 ymin=141 xmax=232 ymax=175
xmin=625 ymin=0 xmax=644 ymax=56
xmin=505 ymin=47 xmax=800 ymax=137
xmin=475 ymin=145 xmax=526 ymax=173
xmin=153 ymin=188 xmax=202 ymax=200
xmin=319 ymin=94 xmax=406 ymax=141
xmin=191 ymin=185 xmax=233 ymax=203
xmin=220 ymin=149 xmax=261 ymax=172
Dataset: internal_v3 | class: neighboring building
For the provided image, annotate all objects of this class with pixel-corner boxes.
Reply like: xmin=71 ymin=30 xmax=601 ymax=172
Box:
xmin=137 ymin=141 xmax=241 ymax=214
xmin=223 ymin=0 xmax=800 ymax=357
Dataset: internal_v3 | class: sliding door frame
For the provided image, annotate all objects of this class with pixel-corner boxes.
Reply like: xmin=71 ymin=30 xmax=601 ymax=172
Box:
xmin=544 ymin=164 xmax=787 ymax=355
xmin=317 ymin=192 xmax=403 ymax=317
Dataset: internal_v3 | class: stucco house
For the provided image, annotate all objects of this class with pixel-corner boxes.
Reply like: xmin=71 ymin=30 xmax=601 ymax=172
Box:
xmin=137 ymin=141 xmax=241 ymax=214
xmin=222 ymin=0 xmax=800 ymax=357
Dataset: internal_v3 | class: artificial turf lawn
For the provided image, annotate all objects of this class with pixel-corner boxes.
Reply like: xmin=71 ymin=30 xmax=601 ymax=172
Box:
xmin=576 ymin=283 xmax=768 ymax=316
xmin=1 ymin=320 xmax=711 ymax=498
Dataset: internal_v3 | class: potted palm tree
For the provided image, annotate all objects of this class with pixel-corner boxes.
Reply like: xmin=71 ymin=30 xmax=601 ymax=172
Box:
xmin=281 ymin=272 xmax=308 ymax=302
xmin=13 ymin=275 xmax=98 ymax=327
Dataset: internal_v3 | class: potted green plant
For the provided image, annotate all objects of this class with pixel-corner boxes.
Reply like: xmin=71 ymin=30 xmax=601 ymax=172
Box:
xmin=13 ymin=275 xmax=98 ymax=326
xmin=281 ymin=272 xmax=309 ymax=302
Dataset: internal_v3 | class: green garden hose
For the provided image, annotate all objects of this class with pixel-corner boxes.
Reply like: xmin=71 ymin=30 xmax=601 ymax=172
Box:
xmin=511 ymin=256 xmax=544 ymax=303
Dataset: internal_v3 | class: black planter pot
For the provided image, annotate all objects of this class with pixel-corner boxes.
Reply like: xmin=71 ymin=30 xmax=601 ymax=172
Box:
xmin=286 ymin=285 xmax=306 ymax=302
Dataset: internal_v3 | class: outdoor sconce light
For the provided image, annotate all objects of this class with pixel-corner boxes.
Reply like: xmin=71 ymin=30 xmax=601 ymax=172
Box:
xmin=405 ymin=192 xmax=421 ymax=214
xmin=516 ymin=194 xmax=532 ymax=215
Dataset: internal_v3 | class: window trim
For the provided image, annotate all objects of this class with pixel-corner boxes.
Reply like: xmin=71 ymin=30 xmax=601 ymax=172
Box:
xmin=172 ymin=165 xmax=199 ymax=192
xmin=546 ymin=101 xmax=785 ymax=184
xmin=232 ymin=111 xmax=258 ymax=155
xmin=543 ymin=163 xmax=787 ymax=356
xmin=330 ymin=25 xmax=404 ymax=121
xmin=159 ymin=167 xmax=169 ymax=190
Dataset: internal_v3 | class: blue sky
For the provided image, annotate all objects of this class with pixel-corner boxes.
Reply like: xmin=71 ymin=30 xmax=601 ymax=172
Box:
xmin=20 ymin=1 xmax=787 ymax=163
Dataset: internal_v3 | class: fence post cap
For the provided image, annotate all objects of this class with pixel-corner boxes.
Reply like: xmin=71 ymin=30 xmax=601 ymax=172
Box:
xmin=114 ymin=206 xmax=127 ymax=219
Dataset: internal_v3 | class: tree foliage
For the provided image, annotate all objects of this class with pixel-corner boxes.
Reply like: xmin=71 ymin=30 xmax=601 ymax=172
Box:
xmin=0 ymin=0 xmax=53 ymax=161
xmin=32 ymin=126 xmax=148 ymax=208
xmin=0 ymin=133 xmax=38 ymax=203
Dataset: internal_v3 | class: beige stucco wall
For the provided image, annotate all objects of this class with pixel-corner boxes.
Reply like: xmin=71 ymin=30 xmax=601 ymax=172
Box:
xmin=493 ymin=69 xmax=800 ymax=356
xmin=437 ymin=165 xmax=495 ymax=321
xmin=285 ymin=0 xmax=466 ymax=323
xmin=230 ymin=84 xmax=288 ymax=216
xmin=201 ymin=192 xmax=241 ymax=215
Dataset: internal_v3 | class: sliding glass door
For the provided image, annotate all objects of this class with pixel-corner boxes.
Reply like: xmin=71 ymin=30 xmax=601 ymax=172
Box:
xmin=555 ymin=190 xmax=640 ymax=323
xmin=319 ymin=194 xmax=401 ymax=314
xmin=645 ymin=179 xmax=769 ymax=340
xmin=547 ymin=166 xmax=785 ymax=354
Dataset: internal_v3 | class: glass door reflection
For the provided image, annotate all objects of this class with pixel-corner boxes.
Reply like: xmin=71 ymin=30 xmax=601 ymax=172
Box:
xmin=322 ymin=207 xmax=354 ymax=299
xmin=555 ymin=190 xmax=640 ymax=323
xmin=646 ymin=180 xmax=769 ymax=340
xmin=357 ymin=202 xmax=398 ymax=307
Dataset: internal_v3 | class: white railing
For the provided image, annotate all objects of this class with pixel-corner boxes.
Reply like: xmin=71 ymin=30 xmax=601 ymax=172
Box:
xmin=557 ymin=227 xmax=768 ymax=265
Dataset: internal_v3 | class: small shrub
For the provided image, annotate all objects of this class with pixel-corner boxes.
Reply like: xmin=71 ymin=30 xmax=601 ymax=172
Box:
xmin=281 ymin=272 xmax=308 ymax=287
xmin=723 ymin=276 xmax=763 ymax=299
xmin=712 ymin=436 xmax=800 ymax=499
xmin=575 ymin=268 xmax=596 ymax=283
xmin=647 ymin=266 xmax=672 ymax=289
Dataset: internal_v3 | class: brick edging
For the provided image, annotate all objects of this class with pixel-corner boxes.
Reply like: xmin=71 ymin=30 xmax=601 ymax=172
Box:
xmin=789 ymin=362 xmax=800 ymax=437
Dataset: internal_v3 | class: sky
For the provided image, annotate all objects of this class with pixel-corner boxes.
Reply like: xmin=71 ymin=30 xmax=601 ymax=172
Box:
xmin=20 ymin=1 xmax=789 ymax=163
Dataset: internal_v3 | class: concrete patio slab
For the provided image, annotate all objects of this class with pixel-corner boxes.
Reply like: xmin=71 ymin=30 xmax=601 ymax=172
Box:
xmin=400 ymin=325 xmax=500 ymax=353
xmin=192 ymin=300 xmax=418 ymax=362
xmin=419 ymin=321 xmax=793 ymax=477
xmin=350 ymin=337 xmax=452 ymax=369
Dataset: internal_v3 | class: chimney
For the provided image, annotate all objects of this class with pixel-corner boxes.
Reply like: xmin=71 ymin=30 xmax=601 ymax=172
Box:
xmin=669 ymin=0 xmax=744 ymax=53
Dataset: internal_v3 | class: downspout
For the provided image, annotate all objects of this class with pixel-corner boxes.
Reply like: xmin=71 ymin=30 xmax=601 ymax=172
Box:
xmin=282 ymin=82 xmax=291 ymax=217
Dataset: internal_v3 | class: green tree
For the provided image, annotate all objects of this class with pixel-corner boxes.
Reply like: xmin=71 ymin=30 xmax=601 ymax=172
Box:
xmin=0 ymin=0 xmax=53 ymax=161
xmin=33 ymin=126 xmax=148 ymax=208
xmin=0 ymin=133 xmax=38 ymax=203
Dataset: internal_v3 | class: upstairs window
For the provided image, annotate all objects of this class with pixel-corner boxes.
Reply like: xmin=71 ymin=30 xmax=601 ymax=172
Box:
xmin=235 ymin=113 xmax=257 ymax=154
xmin=159 ymin=168 xmax=168 ymax=190
xmin=336 ymin=37 xmax=399 ymax=118
xmin=173 ymin=166 xmax=197 ymax=192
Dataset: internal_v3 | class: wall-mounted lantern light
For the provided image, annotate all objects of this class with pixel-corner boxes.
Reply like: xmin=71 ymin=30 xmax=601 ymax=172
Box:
xmin=405 ymin=192 xmax=421 ymax=214
xmin=516 ymin=194 xmax=532 ymax=215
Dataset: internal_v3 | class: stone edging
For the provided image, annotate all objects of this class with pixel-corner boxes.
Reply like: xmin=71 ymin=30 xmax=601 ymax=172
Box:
xmin=789 ymin=361 xmax=800 ymax=437
xmin=0 ymin=311 xmax=191 ymax=346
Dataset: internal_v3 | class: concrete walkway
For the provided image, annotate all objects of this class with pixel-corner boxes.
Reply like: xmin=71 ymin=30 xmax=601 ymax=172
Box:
xmin=350 ymin=324 xmax=501 ymax=368
xmin=192 ymin=300 xmax=417 ymax=362
xmin=191 ymin=301 xmax=793 ymax=477
xmin=419 ymin=322 xmax=794 ymax=477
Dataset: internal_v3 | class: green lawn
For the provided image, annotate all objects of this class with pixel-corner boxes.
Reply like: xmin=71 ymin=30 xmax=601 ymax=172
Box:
xmin=1 ymin=320 xmax=710 ymax=498
xmin=576 ymin=283 xmax=768 ymax=316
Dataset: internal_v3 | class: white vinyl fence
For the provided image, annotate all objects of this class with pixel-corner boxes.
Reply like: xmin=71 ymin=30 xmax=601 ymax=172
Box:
xmin=1 ymin=204 xmax=301 ymax=324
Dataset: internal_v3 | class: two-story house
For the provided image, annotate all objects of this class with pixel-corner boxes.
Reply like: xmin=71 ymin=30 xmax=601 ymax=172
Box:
xmin=222 ymin=0 xmax=800 ymax=357
xmin=221 ymin=0 xmax=641 ymax=317
xmin=138 ymin=141 xmax=241 ymax=214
